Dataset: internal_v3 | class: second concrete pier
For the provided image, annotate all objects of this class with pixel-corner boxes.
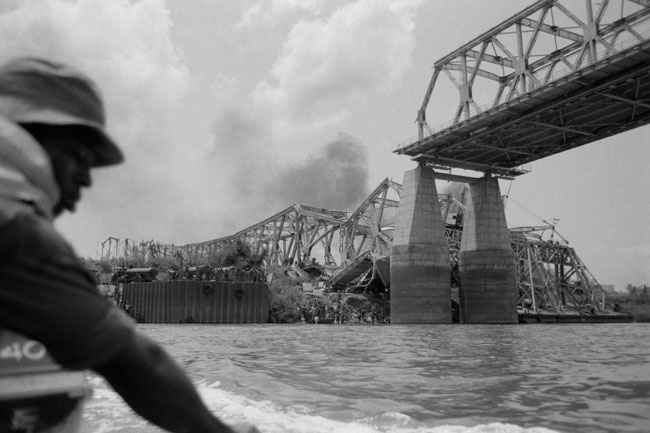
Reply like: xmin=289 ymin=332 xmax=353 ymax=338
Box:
xmin=458 ymin=176 xmax=518 ymax=323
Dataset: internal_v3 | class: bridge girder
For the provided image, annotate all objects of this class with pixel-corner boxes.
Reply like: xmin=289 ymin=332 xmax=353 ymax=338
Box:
xmin=397 ymin=0 xmax=650 ymax=176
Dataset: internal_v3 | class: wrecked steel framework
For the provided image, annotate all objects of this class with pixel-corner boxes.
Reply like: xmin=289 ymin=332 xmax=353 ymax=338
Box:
xmin=100 ymin=178 xmax=401 ymax=272
xmin=102 ymin=177 xmax=608 ymax=315
xmin=511 ymin=227 xmax=607 ymax=314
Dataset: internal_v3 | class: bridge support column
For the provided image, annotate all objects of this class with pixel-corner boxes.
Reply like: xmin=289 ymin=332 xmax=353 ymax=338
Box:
xmin=390 ymin=166 xmax=450 ymax=323
xmin=458 ymin=176 xmax=517 ymax=323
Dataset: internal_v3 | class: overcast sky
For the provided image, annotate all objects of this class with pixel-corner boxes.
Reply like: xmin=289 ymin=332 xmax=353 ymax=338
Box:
xmin=1 ymin=0 xmax=648 ymax=290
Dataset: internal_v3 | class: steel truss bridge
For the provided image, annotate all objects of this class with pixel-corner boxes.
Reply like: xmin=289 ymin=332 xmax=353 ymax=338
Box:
xmin=100 ymin=0 xmax=648 ymax=315
xmin=101 ymin=177 xmax=607 ymax=314
xmin=396 ymin=0 xmax=650 ymax=178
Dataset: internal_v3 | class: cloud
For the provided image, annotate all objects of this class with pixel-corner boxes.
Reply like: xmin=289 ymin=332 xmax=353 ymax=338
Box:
xmin=0 ymin=0 xmax=197 ymax=251
xmin=0 ymin=0 xmax=189 ymax=154
xmin=0 ymin=0 xmax=405 ymax=254
xmin=613 ymin=244 xmax=650 ymax=258
xmin=237 ymin=0 xmax=323 ymax=29
xmin=253 ymin=0 xmax=421 ymax=129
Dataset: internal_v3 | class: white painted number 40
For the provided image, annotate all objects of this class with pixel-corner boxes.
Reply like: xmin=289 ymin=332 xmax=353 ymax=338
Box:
xmin=0 ymin=341 xmax=47 ymax=361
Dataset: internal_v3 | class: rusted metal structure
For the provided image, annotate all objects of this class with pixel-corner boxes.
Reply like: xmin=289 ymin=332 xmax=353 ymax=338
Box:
xmin=396 ymin=0 xmax=650 ymax=178
xmin=121 ymin=281 xmax=269 ymax=324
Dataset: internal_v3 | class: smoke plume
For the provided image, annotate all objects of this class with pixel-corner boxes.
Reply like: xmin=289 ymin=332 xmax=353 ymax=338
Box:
xmin=210 ymin=109 xmax=369 ymax=232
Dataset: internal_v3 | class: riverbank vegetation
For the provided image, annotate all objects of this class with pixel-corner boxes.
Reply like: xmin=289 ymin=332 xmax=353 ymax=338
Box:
xmin=607 ymin=292 xmax=650 ymax=322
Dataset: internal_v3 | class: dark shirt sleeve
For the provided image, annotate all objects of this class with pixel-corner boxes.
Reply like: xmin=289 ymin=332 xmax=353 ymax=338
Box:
xmin=0 ymin=212 xmax=135 ymax=369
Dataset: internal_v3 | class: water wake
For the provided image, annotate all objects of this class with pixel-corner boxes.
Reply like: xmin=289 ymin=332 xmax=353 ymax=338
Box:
xmin=195 ymin=381 xmax=558 ymax=433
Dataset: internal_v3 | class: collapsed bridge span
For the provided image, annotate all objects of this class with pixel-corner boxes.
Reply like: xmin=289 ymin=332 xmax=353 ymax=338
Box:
xmin=102 ymin=176 xmax=610 ymax=318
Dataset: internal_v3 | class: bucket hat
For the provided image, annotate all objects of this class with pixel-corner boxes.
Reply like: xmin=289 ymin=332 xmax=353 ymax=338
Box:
xmin=0 ymin=57 xmax=123 ymax=167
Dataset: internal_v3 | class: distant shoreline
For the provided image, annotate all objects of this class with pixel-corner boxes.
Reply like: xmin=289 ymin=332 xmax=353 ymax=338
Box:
xmin=608 ymin=293 xmax=650 ymax=322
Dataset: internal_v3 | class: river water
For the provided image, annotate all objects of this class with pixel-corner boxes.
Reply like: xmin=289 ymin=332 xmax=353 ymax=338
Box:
xmin=80 ymin=323 xmax=650 ymax=433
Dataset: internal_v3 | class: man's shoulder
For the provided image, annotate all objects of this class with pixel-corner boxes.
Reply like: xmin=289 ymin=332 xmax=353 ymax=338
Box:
xmin=0 ymin=210 xmax=74 ymax=260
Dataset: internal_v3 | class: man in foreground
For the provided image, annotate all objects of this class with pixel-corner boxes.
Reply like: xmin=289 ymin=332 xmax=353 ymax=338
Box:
xmin=0 ymin=57 xmax=257 ymax=433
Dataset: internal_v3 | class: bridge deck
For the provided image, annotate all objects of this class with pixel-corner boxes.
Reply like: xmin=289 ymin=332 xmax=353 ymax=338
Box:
xmin=396 ymin=40 xmax=650 ymax=177
xmin=395 ymin=0 xmax=650 ymax=177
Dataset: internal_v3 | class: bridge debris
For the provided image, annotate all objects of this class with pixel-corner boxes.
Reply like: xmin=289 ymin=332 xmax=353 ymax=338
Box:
xmin=96 ymin=175 xmax=622 ymax=321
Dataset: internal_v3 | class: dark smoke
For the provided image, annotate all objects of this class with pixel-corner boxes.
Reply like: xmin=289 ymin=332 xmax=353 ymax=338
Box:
xmin=211 ymin=110 xmax=369 ymax=229
xmin=264 ymin=133 xmax=369 ymax=210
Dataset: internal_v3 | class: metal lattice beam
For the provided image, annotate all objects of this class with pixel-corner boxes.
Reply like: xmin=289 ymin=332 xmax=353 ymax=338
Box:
xmin=396 ymin=0 xmax=650 ymax=176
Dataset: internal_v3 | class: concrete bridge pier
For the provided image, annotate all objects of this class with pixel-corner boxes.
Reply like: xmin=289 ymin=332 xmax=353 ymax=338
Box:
xmin=390 ymin=166 xmax=451 ymax=323
xmin=458 ymin=176 xmax=518 ymax=324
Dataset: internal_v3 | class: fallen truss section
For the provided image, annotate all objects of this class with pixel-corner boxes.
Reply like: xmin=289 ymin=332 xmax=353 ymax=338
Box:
xmin=101 ymin=177 xmax=608 ymax=314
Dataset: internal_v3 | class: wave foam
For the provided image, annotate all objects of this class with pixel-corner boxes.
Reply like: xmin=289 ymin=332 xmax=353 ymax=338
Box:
xmin=196 ymin=381 xmax=559 ymax=433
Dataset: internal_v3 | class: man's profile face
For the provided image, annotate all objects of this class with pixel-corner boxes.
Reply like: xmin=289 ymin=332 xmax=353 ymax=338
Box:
xmin=40 ymin=133 xmax=96 ymax=216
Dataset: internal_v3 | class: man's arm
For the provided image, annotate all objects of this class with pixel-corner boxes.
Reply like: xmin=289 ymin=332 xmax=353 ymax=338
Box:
xmin=95 ymin=332 xmax=235 ymax=433
xmin=0 ymin=215 xmax=256 ymax=433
